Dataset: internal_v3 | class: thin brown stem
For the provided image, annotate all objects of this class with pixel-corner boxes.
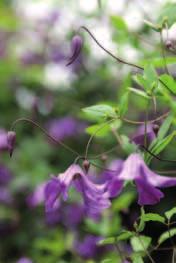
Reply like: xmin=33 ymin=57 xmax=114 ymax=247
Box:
xmin=11 ymin=118 xmax=80 ymax=156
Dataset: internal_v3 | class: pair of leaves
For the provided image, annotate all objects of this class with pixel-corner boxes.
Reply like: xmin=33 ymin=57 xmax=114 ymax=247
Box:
xmin=145 ymin=114 xmax=173 ymax=164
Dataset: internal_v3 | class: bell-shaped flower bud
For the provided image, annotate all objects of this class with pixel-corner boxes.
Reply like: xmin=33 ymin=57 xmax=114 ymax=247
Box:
xmin=7 ymin=131 xmax=16 ymax=157
xmin=83 ymin=159 xmax=90 ymax=173
xmin=163 ymin=23 xmax=176 ymax=50
xmin=66 ymin=35 xmax=83 ymax=66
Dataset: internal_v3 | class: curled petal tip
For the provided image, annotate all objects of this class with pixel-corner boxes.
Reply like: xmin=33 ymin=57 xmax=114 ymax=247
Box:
xmin=7 ymin=131 xmax=16 ymax=157
xmin=66 ymin=35 xmax=83 ymax=66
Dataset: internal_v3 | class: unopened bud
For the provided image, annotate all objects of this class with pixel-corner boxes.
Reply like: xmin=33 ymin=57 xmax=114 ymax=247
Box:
xmin=7 ymin=131 xmax=16 ymax=157
xmin=66 ymin=35 xmax=83 ymax=66
xmin=153 ymin=124 xmax=160 ymax=135
xmin=83 ymin=160 xmax=90 ymax=173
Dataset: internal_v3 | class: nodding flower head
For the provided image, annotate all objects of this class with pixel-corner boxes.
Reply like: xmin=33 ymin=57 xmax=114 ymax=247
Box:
xmin=44 ymin=164 xmax=117 ymax=218
xmin=7 ymin=131 xmax=16 ymax=157
xmin=66 ymin=35 xmax=83 ymax=66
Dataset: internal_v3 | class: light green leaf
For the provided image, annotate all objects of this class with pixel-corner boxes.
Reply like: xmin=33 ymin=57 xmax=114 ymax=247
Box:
xmin=158 ymin=228 xmax=176 ymax=244
xmin=129 ymin=87 xmax=150 ymax=99
xmin=82 ymin=104 xmax=117 ymax=121
xmin=141 ymin=213 xmax=165 ymax=224
xmin=99 ymin=231 xmax=134 ymax=245
xmin=132 ymin=253 xmax=144 ymax=263
xmin=119 ymin=91 xmax=129 ymax=116
xmin=111 ymin=15 xmax=128 ymax=31
xmin=131 ymin=235 xmax=151 ymax=252
xmin=160 ymin=74 xmax=176 ymax=95
xmin=86 ymin=123 xmax=110 ymax=137
xmin=165 ymin=207 xmax=176 ymax=221
xmin=157 ymin=114 xmax=173 ymax=140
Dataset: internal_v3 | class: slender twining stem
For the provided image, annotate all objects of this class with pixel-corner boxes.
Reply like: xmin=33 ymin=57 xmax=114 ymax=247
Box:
xmin=122 ymin=110 xmax=169 ymax=125
xmin=84 ymin=118 xmax=115 ymax=160
xmin=80 ymin=26 xmax=143 ymax=70
xmin=11 ymin=118 xmax=80 ymax=156
xmin=111 ymin=128 xmax=123 ymax=148
xmin=141 ymin=145 xmax=176 ymax=163
xmin=136 ymin=233 xmax=155 ymax=263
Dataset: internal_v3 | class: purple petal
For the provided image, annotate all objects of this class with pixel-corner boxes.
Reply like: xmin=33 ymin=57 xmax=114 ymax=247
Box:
xmin=135 ymin=177 xmax=164 ymax=205
xmin=45 ymin=177 xmax=61 ymax=212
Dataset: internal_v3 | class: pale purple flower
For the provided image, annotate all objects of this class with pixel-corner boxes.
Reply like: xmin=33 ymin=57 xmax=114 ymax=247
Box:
xmin=45 ymin=164 xmax=113 ymax=217
xmin=132 ymin=124 xmax=156 ymax=146
xmin=67 ymin=35 xmax=83 ymax=66
xmin=117 ymin=153 xmax=176 ymax=205
xmin=7 ymin=131 xmax=16 ymax=157
xmin=46 ymin=117 xmax=85 ymax=142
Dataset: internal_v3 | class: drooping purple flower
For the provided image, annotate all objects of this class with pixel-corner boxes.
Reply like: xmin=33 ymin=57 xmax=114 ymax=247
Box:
xmin=46 ymin=117 xmax=86 ymax=142
xmin=67 ymin=35 xmax=83 ymax=66
xmin=132 ymin=124 xmax=156 ymax=146
xmin=7 ymin=131 xmax=16 ymax=157
xmin=117 ymin=153 xmax=176 ymax=205
xmin=45 ymin=164 xmax=113 ymax=218
xmin=75 ymin=235 xmax=102 ymax=259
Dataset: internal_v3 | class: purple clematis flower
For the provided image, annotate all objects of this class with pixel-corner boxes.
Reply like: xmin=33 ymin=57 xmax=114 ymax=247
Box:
xmin=116 ymin=153 xmax=176 ymax=206
xmin=46 ymin=117 xmax=86 ymax=142
xmin=45 ymin=164 xmax=113 ymax=218
xmin=132 ymin=124 xmax=156 ymax=146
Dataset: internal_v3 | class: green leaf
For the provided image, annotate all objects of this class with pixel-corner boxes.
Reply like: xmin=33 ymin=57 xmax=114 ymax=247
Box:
xmin=131 ymin=235 xmax=151 ymax=252
xmin=158 ymin=228 xmax=176 ymax=244
xmin=99 ymin=231 xmax=134 ymax=245
xmin=129 ymin=87 xmax=150 ymax=99
xmin=112 ymin=191 xmax=136 ymax=212
xmin=157 ymin=114 xmax=173 ymax=140
xmin=141 ymin=57 xmax=176 ymax=68
xmin=159 ymin=74 xmax=176 ymax=95
xmin=132 ymin=253 xmax=144 ymax=263
xmin=141 ymin=213 xmax=165 ymax=224
xmin=119 ymin=91 xmax=129 ymax=116
xmin=82 ymin=104 xmax=117 ymax=121
xmin=86 ymin=123 xmax=110 ymax=137
xmin=144 ymin=64 xmax=157 ymax=86
xmin=111 ymin=15 xmax=128 ymax=31
xmin=146 ymin=131 xmax=176 ymax=164
xmin=165 ymin=207 xmax=176 ymax=221
xmin=120 ymin=135 xmax=137 ymax=155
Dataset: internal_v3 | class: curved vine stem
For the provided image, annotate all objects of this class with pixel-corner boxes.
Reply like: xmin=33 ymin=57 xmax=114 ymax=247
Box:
xmin=11 ymin=118 xmax=80 ymax=157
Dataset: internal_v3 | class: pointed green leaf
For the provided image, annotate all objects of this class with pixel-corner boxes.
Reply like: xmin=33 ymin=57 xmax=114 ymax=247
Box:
xmin=160 ymin=74 xmax=176 ymax=95
xmin=158 ymin=228 xmax=176 ymax=244
xmin=131 ymin=235 xmax=151 ymax=252
xmin=165 ymin=207 xmax=176 ymax=221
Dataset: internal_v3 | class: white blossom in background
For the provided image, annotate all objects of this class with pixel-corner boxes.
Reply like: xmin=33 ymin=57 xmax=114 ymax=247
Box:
xmin=16 ymin=88 xmax=36 ymax=110
xmin=43 ymin=63 xmax=76 ymax=90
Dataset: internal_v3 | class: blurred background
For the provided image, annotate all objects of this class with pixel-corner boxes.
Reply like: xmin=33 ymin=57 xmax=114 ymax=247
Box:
xmin=0 ymin=0 xmax=176 ymax=262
